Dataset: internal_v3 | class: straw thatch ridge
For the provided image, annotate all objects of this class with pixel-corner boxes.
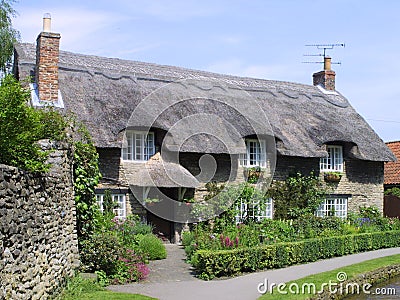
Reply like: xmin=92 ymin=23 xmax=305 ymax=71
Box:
xmin=13 ymin=43 xmax=395 ymax=162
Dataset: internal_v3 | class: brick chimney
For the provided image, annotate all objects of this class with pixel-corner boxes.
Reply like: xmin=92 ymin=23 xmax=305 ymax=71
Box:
xmin=313 ymin=56 xmax=336 ymax=91
xmin=35 ymin=13 xmax=61 ymax=102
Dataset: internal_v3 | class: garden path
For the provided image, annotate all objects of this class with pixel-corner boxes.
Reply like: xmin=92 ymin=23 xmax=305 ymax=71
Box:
xmin=108 ymin=247 xmax=400 ymax=300
xmin=145 ymin=244 xmax=199 ymax=283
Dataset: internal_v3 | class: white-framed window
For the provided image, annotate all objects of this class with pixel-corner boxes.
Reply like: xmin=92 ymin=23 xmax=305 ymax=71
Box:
xmin=122 ymin=131 xmax=155 ymax=161
xmin=316 ymin=196 xmax=348 ymax=218
xmin=239 ymin=139 xmax=267 ymax=168
xmin=320 ymin=145 xmax=343 ymax=172
xmin=235 ymin=198 xmax=273 ymax=223
xmin=96 ymin=193 xmax=126 ymax=219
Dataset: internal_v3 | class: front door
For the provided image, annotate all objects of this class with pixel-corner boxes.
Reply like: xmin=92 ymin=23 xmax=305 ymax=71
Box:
xmin=147 ymin=211 xmax=173 ymax=242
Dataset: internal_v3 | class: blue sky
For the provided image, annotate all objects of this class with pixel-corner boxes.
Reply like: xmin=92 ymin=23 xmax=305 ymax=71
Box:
xmin=12 ymin=0 xmax=400 ymax=142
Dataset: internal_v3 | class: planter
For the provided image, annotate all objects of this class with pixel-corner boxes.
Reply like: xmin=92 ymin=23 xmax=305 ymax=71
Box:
xmin=244 ymin=168 xmax=263 ymax=183
xmin=324 ymin=172 xmax=342 ymax=183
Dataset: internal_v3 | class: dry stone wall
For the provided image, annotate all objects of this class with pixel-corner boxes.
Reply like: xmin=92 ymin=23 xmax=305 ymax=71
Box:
xmin=0 ymin=141 xmax=79 ymax=300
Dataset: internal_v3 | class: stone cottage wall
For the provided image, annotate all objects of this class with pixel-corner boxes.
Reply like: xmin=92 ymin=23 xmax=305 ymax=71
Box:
xmin=0 ymin=142 xmax=79 ymax=300
xmin=273 ymin=155 xmax=385 ymax=213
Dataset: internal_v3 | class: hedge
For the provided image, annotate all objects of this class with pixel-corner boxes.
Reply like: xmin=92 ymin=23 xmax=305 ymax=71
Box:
xmin=193 ymin=231 xmax=400 ymax=280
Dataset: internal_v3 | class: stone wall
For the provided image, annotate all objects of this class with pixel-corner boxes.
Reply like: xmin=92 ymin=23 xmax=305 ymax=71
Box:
xmin=0 ymin=142 xmax=79 ymax=300
xmin=311 ymin=264 xmax=400 ymax=300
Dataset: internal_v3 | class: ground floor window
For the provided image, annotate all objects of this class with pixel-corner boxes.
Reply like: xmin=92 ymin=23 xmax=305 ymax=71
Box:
xmin=96 ymin=193 xmax=126 ymax=219
xmin=235 ymin=198 xmax=273 ymax=223
xmin=315 ymin=196 xmax=348 ymax=218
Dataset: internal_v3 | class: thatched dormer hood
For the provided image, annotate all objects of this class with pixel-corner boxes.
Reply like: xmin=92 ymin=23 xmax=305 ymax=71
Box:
xmin=13 ymin=42 xmax=395 ymax=162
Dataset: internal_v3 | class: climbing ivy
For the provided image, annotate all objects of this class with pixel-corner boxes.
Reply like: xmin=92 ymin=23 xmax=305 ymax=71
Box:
xmin=267 ymin=172 xmax=327 ymax=219
xmin=72 ymin=122 xmax=102 ymax=240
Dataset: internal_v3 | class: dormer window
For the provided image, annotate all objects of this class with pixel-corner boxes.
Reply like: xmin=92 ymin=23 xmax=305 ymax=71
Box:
xmin=239 ymin=139 xmax=267 ymax=168
xmin=122 ymin=131 xmax=155 ymax=161
xmin=320 ymin=145 xmax=343 ymax=172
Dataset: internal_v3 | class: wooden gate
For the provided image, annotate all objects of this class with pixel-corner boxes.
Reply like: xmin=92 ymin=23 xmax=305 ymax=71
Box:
xmin=384 ymin=195 xmax=400 ymax=218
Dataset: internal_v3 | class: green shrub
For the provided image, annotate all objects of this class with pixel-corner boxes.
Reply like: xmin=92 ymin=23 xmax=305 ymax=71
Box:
xmin=137 ymin=234 xmax=167 ymax=260
xmin=101 ymin=215 xmax=153 ymax=249
xmin=182 ymin=231 xmax=195 ymax=247
xmin=193 ymin=231 xmax=400 ymax=280
xmin=0 ymin=75 xmax=67 ymax=172
xmin=79 ymin=233 xmax=124 ymax=275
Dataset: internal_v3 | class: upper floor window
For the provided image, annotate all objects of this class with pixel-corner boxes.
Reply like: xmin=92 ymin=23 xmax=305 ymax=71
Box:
xmin=96 ymin=193 xmax=126 ymax=219
xmin=320 ymin=145 xmax=343 ymax=172
xmin=315 ymin=196 xmax=348 ymax=219
xmin=239 ymin=139 xmax=267 ymax=168
xmin=122 ymin=131 xmax=155 ymax=161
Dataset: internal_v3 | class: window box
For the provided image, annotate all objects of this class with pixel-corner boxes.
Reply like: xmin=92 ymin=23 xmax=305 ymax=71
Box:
xmin=244 ymin=167 xmax=264 ymax=183
xmin=323 ymin=171 xmax=343 ymax=183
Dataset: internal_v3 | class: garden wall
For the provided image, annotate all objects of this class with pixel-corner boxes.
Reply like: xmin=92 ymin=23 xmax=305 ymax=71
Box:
xmin=0 ymin=141 xmax=79 ymax=300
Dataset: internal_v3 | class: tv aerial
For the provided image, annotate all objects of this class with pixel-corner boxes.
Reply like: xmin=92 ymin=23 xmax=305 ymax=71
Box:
xmin=303 ymin=43 xmax=345 ymax=66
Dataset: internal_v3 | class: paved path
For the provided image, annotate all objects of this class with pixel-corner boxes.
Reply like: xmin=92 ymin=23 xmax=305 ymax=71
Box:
xmin=108 ymin=246 xmax=400 ymax=300
xmin=144 ymin=244 xmax=198 ymax=283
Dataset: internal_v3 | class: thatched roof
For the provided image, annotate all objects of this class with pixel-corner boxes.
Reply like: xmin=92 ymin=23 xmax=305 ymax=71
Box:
xmin=14 ymin=43 xmax=395 ymax=162
xmin=124 ymin=153 xmax=199 ymax=187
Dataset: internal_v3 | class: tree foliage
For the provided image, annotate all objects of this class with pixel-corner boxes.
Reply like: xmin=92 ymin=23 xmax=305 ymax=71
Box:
xmin=0 ymin=74 xmax=66 ymax=172
xmin=267 ymin=172 xmax=327 ymax=219
xmin=385 ymin=187 xmax=400 ymax=198
xmin=0 ymin=0 xmax=20 ymax=74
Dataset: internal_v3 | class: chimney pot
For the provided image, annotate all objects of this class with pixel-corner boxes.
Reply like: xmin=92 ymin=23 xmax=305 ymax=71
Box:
xmin=324 ymin=56 xmax=332 ymax=71
xmin=43 ymin=13 xmax=51 ymax=32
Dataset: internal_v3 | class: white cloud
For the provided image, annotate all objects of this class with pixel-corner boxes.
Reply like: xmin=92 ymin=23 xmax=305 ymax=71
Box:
xmin=12 ymin=7 xmax=128 ymax=52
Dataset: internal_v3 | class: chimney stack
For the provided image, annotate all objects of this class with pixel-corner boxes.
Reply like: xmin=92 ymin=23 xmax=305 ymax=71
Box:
xmin=313 ymin=56 xmax=336 ymax=91
xmin=36 ymin=13 xmax=61 ymax=102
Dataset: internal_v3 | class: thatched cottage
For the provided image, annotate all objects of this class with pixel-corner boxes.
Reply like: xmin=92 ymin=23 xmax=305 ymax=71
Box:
xmin=13 ymin=17 xmax=395 ymax=242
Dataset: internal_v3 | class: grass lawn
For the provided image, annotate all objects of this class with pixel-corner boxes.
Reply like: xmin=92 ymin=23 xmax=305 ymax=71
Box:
xmin=64 ymin=291 xmax=157 ymax=300
xmin=56 ymin=275 xmax=157 ymax=300
xmin=258 ymin=254 xmax=400 ymax=300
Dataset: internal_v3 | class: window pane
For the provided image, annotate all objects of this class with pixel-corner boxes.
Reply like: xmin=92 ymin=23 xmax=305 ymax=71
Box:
xmin=320 ymin=146 xmax=343 ymax=172
xmin=241 ymin=139 xmax=266 ymax=167
xmin=316 ymin=196 xmax=347 ymax=218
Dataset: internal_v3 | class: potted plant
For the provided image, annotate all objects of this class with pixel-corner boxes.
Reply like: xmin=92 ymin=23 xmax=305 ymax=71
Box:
xmin=143 ymin=198 xmax=161 ymax=207
xmin=323 ymin=171 xmax=343 ymax=183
